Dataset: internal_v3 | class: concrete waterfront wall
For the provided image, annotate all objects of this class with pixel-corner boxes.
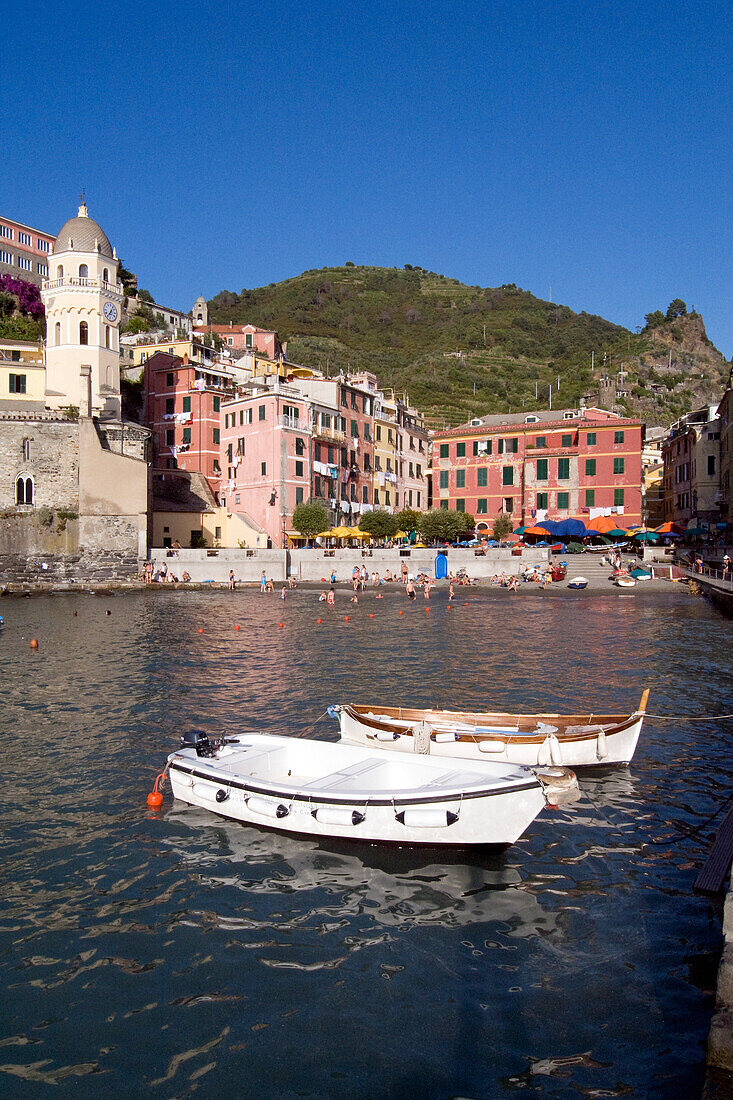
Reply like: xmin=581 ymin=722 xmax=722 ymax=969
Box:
xmin=146 ymin=546 xmax=551 ymax=584
xmin=149 ymin=548 xmax=287 ymax=583
xmin=288 ymin=547 xmax=551 ymax=582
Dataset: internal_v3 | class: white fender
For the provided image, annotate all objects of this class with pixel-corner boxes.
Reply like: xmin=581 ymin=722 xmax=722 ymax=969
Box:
xmin=312 ymin=806 xmax=365 ymax=827
xmin=434 ymin=732 xmax=459 ymax=743
xmin=477 ymin=740 xmax=506 ymax=753
xmin=246 ymin=795 xmax=289 ymax=819
xmin=549 ymin=735 xmax=563 ymax=765
xmin=537 ymin=738 xmax=552 ymax=766
xmin=396 ymin=807 xmax=459 ymax=828
xmin=596 ymin=728 xmax=608 ymax=760
xmin=376 ymin=730 xmax=400 ymax=742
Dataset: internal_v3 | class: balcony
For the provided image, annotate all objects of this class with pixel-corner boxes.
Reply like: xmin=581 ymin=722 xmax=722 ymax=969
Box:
xmin=43 ymin=277 xmax=121 ymax=294
xmin=278 ymin=415 xmax=309 ymax=432
xmin=312 ymin=423 xmax=346 ymax=443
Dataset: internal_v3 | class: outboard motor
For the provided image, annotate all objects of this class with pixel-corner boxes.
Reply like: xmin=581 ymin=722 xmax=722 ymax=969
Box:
xmin=180 ymin=729 xmax=217 ymax=757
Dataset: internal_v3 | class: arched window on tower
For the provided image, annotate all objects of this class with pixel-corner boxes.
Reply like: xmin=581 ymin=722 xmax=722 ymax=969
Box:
xmin=79 ymin=264 xmax=88 ymax=279
xmin=103 ymin=268 xmax=109 ymax=282
xmin=57 ymin=265 xmax=63 ymax=279
xmin=105 ymin=325 xmax=111 ymax=349
xmin=79 ymin=320 xmax=88 ymax=345
xmin=55 ymin=321 xmax=61 ymax=345
xmin=16 ymin=476 xmax=33 ymax=505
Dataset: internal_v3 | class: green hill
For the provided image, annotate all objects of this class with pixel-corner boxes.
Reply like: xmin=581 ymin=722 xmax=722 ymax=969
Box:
xmin=209 ymin=265 xmax=728 ymax=426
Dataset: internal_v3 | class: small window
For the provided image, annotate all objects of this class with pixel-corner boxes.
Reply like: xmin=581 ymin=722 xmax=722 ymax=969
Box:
xmin=585 ymin=489 xmax=595 ymax=506
xmin=456 ymin=442 xmax=466 ymax=458
xmin=295 ymin=487 xmax=304 ymax=504
xmin=78 ymin=263 xmax=88 ymax=278
xmin=105 ymin=325 xmax=111 ymax=349
xmin=182 ymin=427 xmax=191 ymax=444
xmin=562 ymin=433 xmax=572 ymax=447
xmin=614 ymin=487 xmax=625 ymax=507
xmin=587 ymin=432 xmax=596 ymax=445
xmin=246 ymin=333 xmax=253 ymax=347
xmin=295 ymin=460 xmax=303 ymax=477
xmin=227 ymin=443 xmax=233 ymax=462
xmin=613 ymin=457 xmax=625 ymax=474
xmin=476 ymin=498 xmax=487 ymax=513
xmin=79 ymin=320 xmax=88 ymax=345
xmin=22 ymin=438 xmax=32 ymax=461
xmin=535 ymin=436 xmax=546 ymax=447
xmin=259 ymin=405 xmax=266 ymax=421
xmin=585 ymin=459 xmax=596 ymax=476
xmin=503 ymin=497 xmax=513 ymax=514
xmin=16 ymin=476 xmax=33 ymax=504
xmin=477 ymin=468 xmax=487 ymax=487
xmin=537 ymin=492 xmax=548 ymax=509
xmin=440 ymin=501 xmax=449 ymax=510
xmin=708 ymin=455 xmax=716 ymax=476
xmin=502 ymin=466 xmax=513 ymax=486
xmin=261 ymin=462 xmax=267 ymax=476
xmin=456 ymin=470 xmax=465 ymax=488
xmin=55 ymin=321 xmax=61 ymax=345
xmin=614 ymin=431 xmax=625 ymax=444
xmin=9 ymin=373 xmax=26 ymax=394
xmin=439 ymin=471 xmax=449 ymax=489
xmin=166 ymin=429 xmax=174 ymax=445
xmin=558 ymin=458 xmax=570 ymax=480
xmin=213 ymin=429 xmax=220 ymax=445
xmin=213 ymin=396 xmax=220 ymax=412
xmin=350 ymin=420 xmax=358 ymax=438
xmin=455 ymin=499 xmax=465 ymax=512
xmin=165 ymin=397 xmax=174 ymax=414
xmin=558 ymin=492 xmax=569 ymax=510
xmin=506 ymin=438 xmax=518 ymax=453
xmin=103 ymin=268 xmax=109 ymax=282
xmin=56 ymin=265 xmax=63 ymax=278
xmin=498 ymin=439 xmax=504 ymax=454
xmin=166 ymin=372 xmax=174 ymax=386
xmin=295 ymin=437 xmax=304 ymax=456
xmin=440 ymin=444 xmax=449 ymax=459
xmin=351 ymin=393 xmax=357 ymax=410
xmin=536 ymin=458 xmax=548 ymax=480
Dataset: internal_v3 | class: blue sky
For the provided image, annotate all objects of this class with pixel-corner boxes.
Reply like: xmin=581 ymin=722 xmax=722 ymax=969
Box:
xmin=3 ymin=0 xmax=731 ymax=355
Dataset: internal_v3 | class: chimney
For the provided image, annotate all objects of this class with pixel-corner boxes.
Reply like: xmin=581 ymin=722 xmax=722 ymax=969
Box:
xmin=80 ymin=366 xmax=92 ymax=418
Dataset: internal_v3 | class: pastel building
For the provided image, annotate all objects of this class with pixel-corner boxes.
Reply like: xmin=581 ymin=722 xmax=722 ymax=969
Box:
xmin=220 ymin=382 xmax=312 ymax=547
xmin=431 ymin=406 xmax=643 ymax=528
xmin=0 ymin=340 xmax=45 ymax=413
xmin=192 ymin=315 xmax=284 ymax=358
xmin=143 ymin=350 xmax=232 ymax=494
xmin=0 ymin=215 xmax=54 ymax=286
xmin=395 ymin=393 xmax=429 ymax=511
xmin=662 ymin=404 xmax=722 ymax=526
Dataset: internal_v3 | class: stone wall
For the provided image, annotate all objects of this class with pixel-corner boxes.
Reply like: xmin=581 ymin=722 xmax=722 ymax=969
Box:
xmin=148 ymin=548 xmax=287 ymax=583
xmin=288 ymin=546 xmax=551 ymax=581
xmin=0 ymin=415 xmax=79 ymax=511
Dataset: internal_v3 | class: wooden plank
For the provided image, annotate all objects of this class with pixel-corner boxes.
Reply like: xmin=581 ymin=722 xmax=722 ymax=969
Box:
xmin=695 ymin=805 xmax=733 ymax=894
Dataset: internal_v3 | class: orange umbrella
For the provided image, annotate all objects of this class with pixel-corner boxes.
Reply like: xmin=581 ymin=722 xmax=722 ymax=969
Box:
xmin=586 ymin=514 xmax=627 ymax=533
xmin=523 ymin=525 xmax=551 ymax=536
xmin=655 ymin=521 xmax=683 ymax=534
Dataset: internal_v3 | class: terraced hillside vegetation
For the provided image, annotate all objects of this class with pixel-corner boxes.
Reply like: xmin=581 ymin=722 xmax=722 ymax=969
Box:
xmin=207 ymin=265 xmax=729 ymax=426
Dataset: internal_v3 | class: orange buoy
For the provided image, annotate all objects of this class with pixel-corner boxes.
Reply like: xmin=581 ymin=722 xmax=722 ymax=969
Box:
xmin=198 ymin=627 xmax=204 ymax=633
xmin=398 ymin=610 xmax=403 ymax=615
xmin=234 ymin=624 xmax=240 ymax=630
xmin=278 ymin=622 xmax=284 ymax=628
xmin=447 ymin=604 xmax=452 ymax=610
xmin=30 ymin=638 xmax=39 ymax=648
xmin=369 ymin=613 xmax=374 ymax=618
xmin=147 ymin=790 xmax=163 ymax=809
xmin=464 ymin=601 xmax=469 ymax=606
xmin=344 ymin=615 xmax=349 ymax=621
xmin=316 ymin=618 xmax=322 ymax=624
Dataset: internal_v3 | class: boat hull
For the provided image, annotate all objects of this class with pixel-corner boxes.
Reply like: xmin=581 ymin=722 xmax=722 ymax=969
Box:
xmin=166 ymin=734 xmax=548 ymax=847
xmin=337 ymin=696 xmax=647 ymax=768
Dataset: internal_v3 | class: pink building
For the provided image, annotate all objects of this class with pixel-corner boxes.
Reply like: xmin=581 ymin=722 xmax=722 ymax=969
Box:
xmin=431 ymin=407 xmax=644 ymax=527
xmin=193 ymin=323 xmax=283 ymax=358
xmin=0 ymin=214 xmax=55 ymax=287
xmin=143 ymin=351 xmax=232 ymax=496
xmin=220 ymin=385 xmax=311 ymax=547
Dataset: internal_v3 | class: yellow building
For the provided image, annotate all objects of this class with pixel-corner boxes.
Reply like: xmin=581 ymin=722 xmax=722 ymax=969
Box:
xmin=0 ymin=339 xmax=45 ymax=412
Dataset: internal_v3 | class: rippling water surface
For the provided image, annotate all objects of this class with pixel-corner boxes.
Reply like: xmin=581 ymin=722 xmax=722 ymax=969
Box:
xmin=1 ymin=585 xmax=731 ymax=1097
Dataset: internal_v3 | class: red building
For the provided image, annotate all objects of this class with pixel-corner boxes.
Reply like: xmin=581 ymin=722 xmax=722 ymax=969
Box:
xmin=143 ymin=351 xmax=232 ymax=496
xmin=431 ymin=407 xmax=643 ymax=528
xmin=192 ymin=323 xmax=283 ymax=358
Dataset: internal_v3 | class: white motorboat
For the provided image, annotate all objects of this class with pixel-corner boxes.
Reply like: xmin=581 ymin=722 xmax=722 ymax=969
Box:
xmin=163 ymin=731 xmax=572 ymax=847
xmin=334 ymin=689 xmax=649 ymax=768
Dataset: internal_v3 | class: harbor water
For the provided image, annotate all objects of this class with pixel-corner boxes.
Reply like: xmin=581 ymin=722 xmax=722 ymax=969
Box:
xmin=1 ymin=585 xmax=731 ymax=1097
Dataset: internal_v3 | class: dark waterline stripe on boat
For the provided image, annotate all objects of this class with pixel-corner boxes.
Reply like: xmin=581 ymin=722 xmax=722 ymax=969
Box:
xmin=168 ymin=761 xmax=540 ymax=807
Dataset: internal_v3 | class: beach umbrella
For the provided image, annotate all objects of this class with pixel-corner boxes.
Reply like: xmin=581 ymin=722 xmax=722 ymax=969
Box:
xmin=633 ymin=531 xmax=660 ymax=542
xmin=523 ymin=525 xmax=551 ymax=536
xmin=330 ymin=526 xmax=353 ymax=538
xmin=513 ymin=526 xmax=528 ymax=535
xmin=584 ymin=528 xmax=603 ymax=538
xmin=606 ymin=528 xmax=630 ymax=538
xmin=553 ymin=518 xmax=589 ymax=540
xmin=655 ymin=521 xmax=683 ymax=534
xmin=683 ymin=527 xmax=707 ymax=537
xmin=348 ymin=527 xmax=372 ymax=539
xmin=583 ymin=514 xmax=621 ymax=534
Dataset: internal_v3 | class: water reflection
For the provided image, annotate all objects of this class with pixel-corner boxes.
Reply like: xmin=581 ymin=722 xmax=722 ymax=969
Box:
xmin=0 ymin=587 xmax=729 ymax=1097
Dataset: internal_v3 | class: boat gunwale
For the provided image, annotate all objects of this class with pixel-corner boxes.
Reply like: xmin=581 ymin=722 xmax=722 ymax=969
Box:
xmin=167 ymin=758 xmax=542 ymax=808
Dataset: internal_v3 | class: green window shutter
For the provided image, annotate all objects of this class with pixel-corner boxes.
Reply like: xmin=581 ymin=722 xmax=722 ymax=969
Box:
xmin=477 ymin=498 xmax=487 ymax=513
xmin=213 ymin=396 xmax=220 ymax=412
xmin=558 ymin=457 xmax=570 ymax=480
xmin=562 ymin=434 xmax=572 ymax=447
xmin=558 ymin=492 xmax=569 ymax=510
xmin=440 ymin=443 xmax=449 ymax=458
xmin=614 ymin=431 xmax=625 ymax=444
xmin=536 ymin=458 xmax=548 ymax=480
xmin=614 ymin=488 xmax=625 ymax=506
xmin=585 ymin=459 xmax=596 ymax=475
xmin=477 ymin=467 xmax=487 ymax=487
xmin=182 ymin=396 xmax=191 ymax=412
xmin=456 ymin=442 xmax=466 ymax=457
xmin=586 ymin=432 xmax=596 ymax=445
xmin=613 ymin=457 xmax=625 ymax=474
xmin=439 ymin=470 xmax=449 ymax=488
xmin=537 ymin=492 xmax=548 ymax=509
xmin=456 ymin=470 xmax=465 ymax=488
xmin=502 ymin=466 xmax=513 ymax=486
xmin=455 ymin=499 xmax=465 ymax=512
xmin=472 ymin=441 xmax=478 ymax=456
xmin=535 ymin=436 xmax=546 ymax=447
xmin=440 ymin=501 xmax=449 ymax=509
xmin=585 ymin=489 xmax=595 ymax=506
xmin=213 ymin=429 xmax=220 ymax=444
xmin=182 ymin=427 xmax=191 ymax=444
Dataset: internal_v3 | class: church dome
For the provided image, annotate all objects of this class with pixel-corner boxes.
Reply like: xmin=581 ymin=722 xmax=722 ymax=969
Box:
xmin=53 ymin=204 xmax=114 ymax=258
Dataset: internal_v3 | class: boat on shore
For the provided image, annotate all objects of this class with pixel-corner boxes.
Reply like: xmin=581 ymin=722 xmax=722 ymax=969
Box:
xmin=567 ymin=576 xmax=588 ymax=590
xmin=164 ymin=731 xmax=573 ymax=846
xmin=614 ymin=571 xmax=636 ymax=588
xmin=333 ymin=689 xmax=649 ymax=768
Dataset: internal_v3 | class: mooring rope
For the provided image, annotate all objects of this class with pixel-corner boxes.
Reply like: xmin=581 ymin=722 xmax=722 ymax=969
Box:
xmin=643 ymin=712 xmax=733 ymax=721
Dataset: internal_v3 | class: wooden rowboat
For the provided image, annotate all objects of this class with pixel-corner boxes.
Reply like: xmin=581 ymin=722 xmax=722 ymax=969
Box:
xmin=333 ymin=689 xmax=649 ymax=768
xmin=165 ymin=731 xmax=571 ymax=847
